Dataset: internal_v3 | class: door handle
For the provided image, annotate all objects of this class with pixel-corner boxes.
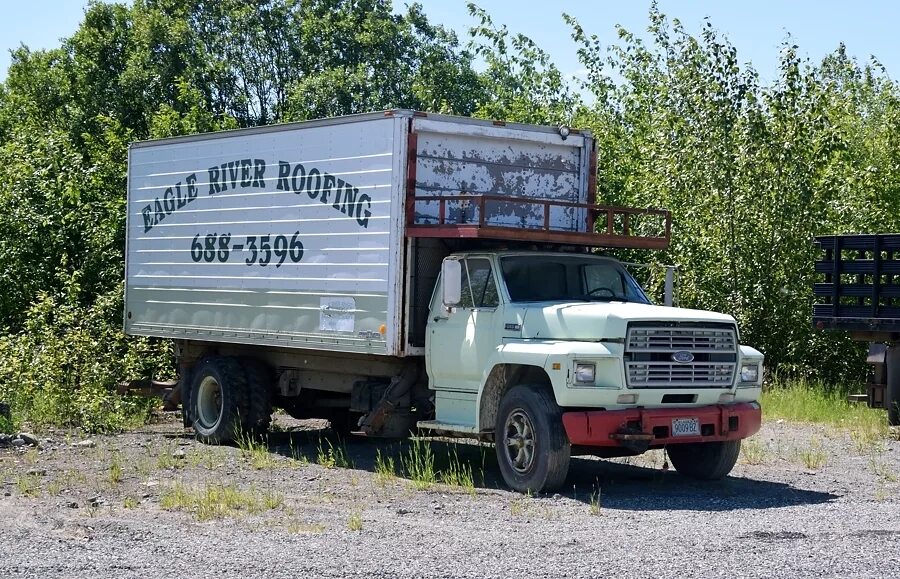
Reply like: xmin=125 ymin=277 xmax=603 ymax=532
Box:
xmin=433 ymin=316 xmax=447 ymax=322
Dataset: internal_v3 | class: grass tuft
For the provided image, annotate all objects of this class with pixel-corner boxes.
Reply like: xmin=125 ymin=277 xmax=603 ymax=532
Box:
xmin=15 ymin=474 xmax=41 ymax=497
xmin=237 ymin=431 xmax=277 ymax=470
xmin=589 ymin=485 xmax=602 ymax=516
xmin=440 ymin=448 xmax=475 ymax=495
xmin=797 ymin=439 xmax=827 ymax=470
xmin=374 ymin=449 xmax=396 ymax=487
xmin=347 ymin=511 xmax=363 ymax=531
xmin=740 ymin=438 xmax=769 ymax=465
xmin=108 ymin=453 xmax=124 ymax=485
xmin=403 ymin=438 xmax=436 ymax=490
xmin=160 ymin=481 xmax=284 ymax=521
xmin=315 ymin=437 xmax=353 ymax=469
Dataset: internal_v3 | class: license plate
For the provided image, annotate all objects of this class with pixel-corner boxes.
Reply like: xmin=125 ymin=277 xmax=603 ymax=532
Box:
xmin=672 ymin=417 xmax=700 ymax=437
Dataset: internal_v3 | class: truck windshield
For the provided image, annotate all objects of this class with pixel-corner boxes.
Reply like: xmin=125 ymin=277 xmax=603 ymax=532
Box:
xmin=499 ymin=255 xmax=651 ymax=304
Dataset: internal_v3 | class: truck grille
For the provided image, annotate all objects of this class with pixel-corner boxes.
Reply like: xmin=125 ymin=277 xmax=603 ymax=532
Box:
xmin=625 ymin=323 xmax=737 ymax=388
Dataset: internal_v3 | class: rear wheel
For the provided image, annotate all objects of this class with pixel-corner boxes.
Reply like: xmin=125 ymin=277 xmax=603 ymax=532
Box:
xmin=495 ymin=385 xmax=570 ymax=493
xmin=666 ymin=440 xmax=741 ymax=480
xmin=189 ymin=357 xmax=249 ymax=444
xmin=240 ymin=357 xmax=273 ymax=436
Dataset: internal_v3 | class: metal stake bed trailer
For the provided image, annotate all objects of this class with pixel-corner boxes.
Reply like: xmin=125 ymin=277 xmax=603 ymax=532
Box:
xmin=813 ymin=234 xmax=900 ymax=425
xmin=124 ymin=110 xmax=764 ymax=492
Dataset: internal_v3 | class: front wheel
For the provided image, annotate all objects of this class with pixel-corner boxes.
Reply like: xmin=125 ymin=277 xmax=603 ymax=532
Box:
xmin=666 ymin=440 xmax=741 ymax=480
xmin=495 ymin=386 xmax=570 ymax=493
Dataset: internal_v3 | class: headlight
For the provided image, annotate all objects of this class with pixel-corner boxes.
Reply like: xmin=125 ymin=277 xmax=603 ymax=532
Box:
xmin=575 ymin=363 xmax=596 ymax=384
xmin=740 ymin=363 xmax=759 ymax=384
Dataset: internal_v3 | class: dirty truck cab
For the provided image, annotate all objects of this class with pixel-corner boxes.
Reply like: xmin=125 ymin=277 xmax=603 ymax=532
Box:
xmin=424 ymin=251 xmax=763 ymax=492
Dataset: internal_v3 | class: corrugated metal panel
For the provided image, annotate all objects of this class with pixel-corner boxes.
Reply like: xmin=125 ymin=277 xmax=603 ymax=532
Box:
xmin=410 ymin=117 xmax=591 ymax=231
xmin=125 ymin=116 xmax=404 ymax=356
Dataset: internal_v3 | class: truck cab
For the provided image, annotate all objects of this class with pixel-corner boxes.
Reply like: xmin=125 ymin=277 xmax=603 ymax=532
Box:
xmin=422 ymin=250 xmax=763 ymax=492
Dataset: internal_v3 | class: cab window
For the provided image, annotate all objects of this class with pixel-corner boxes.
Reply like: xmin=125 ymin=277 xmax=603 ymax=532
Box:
xmin=460 ymin=258 xmax=499 ymax=308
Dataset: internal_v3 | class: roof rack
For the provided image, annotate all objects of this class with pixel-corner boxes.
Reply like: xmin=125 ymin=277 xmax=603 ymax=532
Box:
xmin=405 ymin=194 xmax=671 ymax=250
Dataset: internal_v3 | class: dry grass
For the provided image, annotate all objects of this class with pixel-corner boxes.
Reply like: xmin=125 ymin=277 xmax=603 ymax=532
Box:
xmin=160 ymin=481 xmax=284 ymax=521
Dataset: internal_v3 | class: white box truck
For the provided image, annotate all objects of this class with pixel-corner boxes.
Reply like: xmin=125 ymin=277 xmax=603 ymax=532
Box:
xmin=125 ymin=110 xmax=764 ymax=492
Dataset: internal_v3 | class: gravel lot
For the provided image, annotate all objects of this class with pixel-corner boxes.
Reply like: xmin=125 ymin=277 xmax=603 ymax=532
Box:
xmin=1 ymin=414 xmax=898 ymax=579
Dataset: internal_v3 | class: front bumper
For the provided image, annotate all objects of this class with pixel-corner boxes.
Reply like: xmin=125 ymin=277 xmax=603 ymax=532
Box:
xmin=561 ymin=402 xmax=761 ymax=448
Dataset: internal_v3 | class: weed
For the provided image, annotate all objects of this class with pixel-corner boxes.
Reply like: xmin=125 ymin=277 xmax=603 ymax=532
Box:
xmin=797 ymin=440 xmax=827 ymax=470
xmin=23 ymin=448 xmax=38 ymax=465
xmin=589 ymin=485 xmax=602 ymax=516
xmin=440 ymin=448 xmax=475 ymax=495
xmin=374 ymin=449 xmax=396 ymax=487
xmin=740 ymin=438 xmax=769 ymax=465
xmin=108 ymin=454 xmax=124 ymax=485
xmin=62 ymin=469 xmax=87 ymax=487
xmin=160 ymin=481 xmax=283 ymax=521
xmin=262 ymin=489 xmax=285 ymax=510
xmin=133 ymin=456 xmax=153 ymax=478
xmin=123 ymin=496 xmax=139 ymax=509
xmin=238 ymin=432 xmax=277 ymax=470
xmin=15 ymin=474 xmax=40 ymax=497
xmin=541 ymin=506 xmax=558 ymax=521
xmin=316 ymin=438 xmax=353 ymax=469
xmin=763 ymin=378 xmax=887 ymax=430
xmin=403 ymin=438 xmax=436 ymax=490
xmin=850 ymin=424 xmax=888 ymax=455
xmin=287 ymin=437 xmax=309 ymax=466
xmin=347 ymin=511 xmax=363 ymax=531
xmin=156 ymin=445 xmax=183 ymax=470
xmin=46 ymin=479 xmax=62 ymax=496
xmin=869 ymin=458 xmax=899 ymax=483
xmin=286 ymin=520 xmax=326 ymax=534
xmin=510 ymin=497 xmax=528 ymax=517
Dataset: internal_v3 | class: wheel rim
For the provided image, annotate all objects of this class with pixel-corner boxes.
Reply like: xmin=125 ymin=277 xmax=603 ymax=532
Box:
xmin=197 ymin=375 xmax=223 ymax=430
xmin=504 ymin=409 xmax=536 ymax=473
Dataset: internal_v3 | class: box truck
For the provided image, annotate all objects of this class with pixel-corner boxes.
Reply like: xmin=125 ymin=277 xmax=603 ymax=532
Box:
xmin=125 ymin=110 xmax=763 ymax=492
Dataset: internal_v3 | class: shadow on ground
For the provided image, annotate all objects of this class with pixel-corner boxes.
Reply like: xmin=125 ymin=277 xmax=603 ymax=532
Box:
xmin=228 ymin=418 xmax=841 ymax=513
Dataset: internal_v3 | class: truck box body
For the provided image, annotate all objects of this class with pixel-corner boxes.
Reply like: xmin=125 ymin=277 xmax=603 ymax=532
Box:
xmin=124 ymin=111 xmax=595 ymax=356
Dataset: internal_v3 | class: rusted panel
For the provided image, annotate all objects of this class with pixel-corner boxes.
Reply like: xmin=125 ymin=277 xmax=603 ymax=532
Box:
xmin=410 ymin=122 xmax=587 ymax=232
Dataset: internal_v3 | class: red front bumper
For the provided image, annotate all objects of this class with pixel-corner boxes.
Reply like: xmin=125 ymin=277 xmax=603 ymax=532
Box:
xmin=561 ymin=402 xmax=761 ymax=447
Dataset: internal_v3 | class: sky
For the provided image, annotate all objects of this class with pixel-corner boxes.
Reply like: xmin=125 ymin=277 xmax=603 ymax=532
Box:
xmin=1 ymin=0 xmax=898 ymax=85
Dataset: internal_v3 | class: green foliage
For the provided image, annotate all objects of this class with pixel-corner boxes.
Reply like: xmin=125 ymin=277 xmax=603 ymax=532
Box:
xmin=0 ymin=276 xmax=170 ymax=433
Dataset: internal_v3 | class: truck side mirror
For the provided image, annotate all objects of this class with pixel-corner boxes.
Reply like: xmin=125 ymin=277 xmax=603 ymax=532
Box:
xmin=442 ymin=258 xmax=462 ymax=306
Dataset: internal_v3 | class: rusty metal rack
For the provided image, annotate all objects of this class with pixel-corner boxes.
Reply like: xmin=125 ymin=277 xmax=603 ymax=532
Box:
xmin=405 ymin=194 xmax=671 ymax=250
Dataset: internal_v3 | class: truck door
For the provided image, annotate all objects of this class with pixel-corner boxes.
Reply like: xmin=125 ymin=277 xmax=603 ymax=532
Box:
xmin=427 ymin=257 xmax=501 ymax=392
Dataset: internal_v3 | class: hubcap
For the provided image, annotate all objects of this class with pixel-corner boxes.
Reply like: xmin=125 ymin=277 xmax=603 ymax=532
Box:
xmin=504 ymin=409 xmax=536 ymax=473
xmin=197 ymin=376 xmax=223 ymax=429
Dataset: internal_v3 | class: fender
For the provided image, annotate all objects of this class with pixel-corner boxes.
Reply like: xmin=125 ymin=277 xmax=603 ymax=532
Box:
xmin=474 ymin=340 xmax=620 ymax=431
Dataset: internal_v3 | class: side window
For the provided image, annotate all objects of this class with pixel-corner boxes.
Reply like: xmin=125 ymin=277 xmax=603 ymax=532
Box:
xmin=460 ymin=258 xmax=499 ymax=308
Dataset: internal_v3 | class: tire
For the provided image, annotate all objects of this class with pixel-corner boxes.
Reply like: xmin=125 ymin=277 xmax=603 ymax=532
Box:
xmin=495 ymin=385 xmax=571 ymax=493
xmin=189 ymin=357 xmax=249 ymax=444
xmin=666 ymin=440 xmax=741 ymax=480
xmin=240 ymin=357 xmax=273 ymax=436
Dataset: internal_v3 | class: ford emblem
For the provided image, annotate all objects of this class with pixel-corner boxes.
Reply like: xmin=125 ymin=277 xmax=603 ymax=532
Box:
xmin=671 ymin=351 xmax=694 ymax=364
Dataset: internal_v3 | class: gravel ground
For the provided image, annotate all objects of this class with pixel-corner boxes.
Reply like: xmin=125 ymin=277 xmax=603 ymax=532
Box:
xmin=0 ymin=414 xmax=898 ymax=579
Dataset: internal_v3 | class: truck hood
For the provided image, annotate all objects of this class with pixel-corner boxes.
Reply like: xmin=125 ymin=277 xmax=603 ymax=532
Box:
xmin=517 ymin=302 xmax=736 ymax=341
